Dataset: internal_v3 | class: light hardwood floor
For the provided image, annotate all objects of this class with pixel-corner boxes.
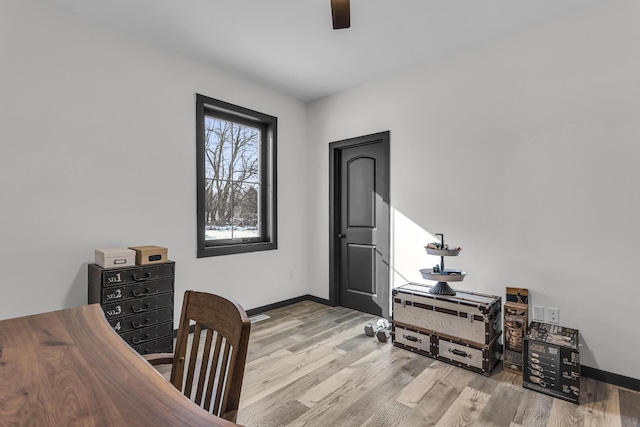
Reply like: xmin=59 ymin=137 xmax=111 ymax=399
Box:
xmin=163 ymin=301 xmax=640 ymax=427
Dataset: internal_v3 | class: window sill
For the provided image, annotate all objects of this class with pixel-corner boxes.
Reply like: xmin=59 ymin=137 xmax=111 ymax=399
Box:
xmin=197 ymin=241 xmax=277 ymax=258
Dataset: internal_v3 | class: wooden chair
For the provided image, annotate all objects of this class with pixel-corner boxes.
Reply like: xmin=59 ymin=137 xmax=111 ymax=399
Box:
xmin=144 ymin=290 xmax=251 ymax=423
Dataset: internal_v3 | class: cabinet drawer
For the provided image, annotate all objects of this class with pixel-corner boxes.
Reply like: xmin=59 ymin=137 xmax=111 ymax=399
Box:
xmin=108 ymin=308 xmax=173 ymax=334
xmin=102 ymin=263 xmax=174 ymax=287
xmin=394 ymin=325 xmax=432 ymax=354
xmin=131 ymin=335 xmax=174 ymax=355
xmin=437 ymin=339 xmax=484 ymax=370
xmin=432 ymin=335 xmax=500 ymax=376
xmin=102 ymin=294 xmax=173 ymax=320
xmin=119 ymin=321 xmax=173 ymax=348
xmin=101 ymin=278 xmax=173 ymax=304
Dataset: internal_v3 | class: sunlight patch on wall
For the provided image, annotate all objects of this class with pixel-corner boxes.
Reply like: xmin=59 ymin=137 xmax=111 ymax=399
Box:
xmin=390 ymin=207 xmax=443 ymax=288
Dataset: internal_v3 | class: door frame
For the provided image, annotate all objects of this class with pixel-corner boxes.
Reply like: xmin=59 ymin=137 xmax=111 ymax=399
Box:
xmin=328 ymin=131 xmax=390 ymax=314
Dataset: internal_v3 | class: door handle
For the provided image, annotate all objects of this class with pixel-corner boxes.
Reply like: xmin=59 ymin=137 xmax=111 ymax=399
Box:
xmin=338 ymin=234 xmax=347 ymax=238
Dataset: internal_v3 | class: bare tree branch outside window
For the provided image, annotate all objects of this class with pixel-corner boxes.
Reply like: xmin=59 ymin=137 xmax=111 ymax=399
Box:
xmin=204 ymin=117 xmax=260 ymax=240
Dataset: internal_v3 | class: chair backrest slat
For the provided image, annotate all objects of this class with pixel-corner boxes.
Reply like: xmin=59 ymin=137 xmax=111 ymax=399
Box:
xmin=194 ymin=327 xmax=215 ymax=405
xmin=213 ymin=341 xmax=232 ymax=415
xmin=219 ymin=349 xmax=237 ymax=417
xmin=204 ymin=332 xmax=223 ymax=411
xmin=183 ymin=323 xmax=202 ymax=398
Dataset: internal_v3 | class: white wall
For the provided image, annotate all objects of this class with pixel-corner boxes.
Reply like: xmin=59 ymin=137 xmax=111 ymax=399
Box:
xmin=0 ymin=0 xmax=309 ymax=321
xmin=307 ymin=0 xmax=640 ymax=379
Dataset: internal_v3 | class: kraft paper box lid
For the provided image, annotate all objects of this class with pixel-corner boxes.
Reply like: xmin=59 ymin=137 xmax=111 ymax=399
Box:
xmin=128 ymin=245 xmax=167 ymax=254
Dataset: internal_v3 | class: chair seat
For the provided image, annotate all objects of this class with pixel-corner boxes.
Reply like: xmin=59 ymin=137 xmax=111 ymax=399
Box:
xmin=144 ymin=353 xmax=175 ymax=366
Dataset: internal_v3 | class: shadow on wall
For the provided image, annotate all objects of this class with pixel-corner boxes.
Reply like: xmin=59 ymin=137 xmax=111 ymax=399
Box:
xmin=65 ymin=262 xmax=89 ymax=309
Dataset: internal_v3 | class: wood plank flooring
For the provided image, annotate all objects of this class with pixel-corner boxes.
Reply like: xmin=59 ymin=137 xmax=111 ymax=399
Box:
xmin=160 ymin=301 xmax=640 ymax=427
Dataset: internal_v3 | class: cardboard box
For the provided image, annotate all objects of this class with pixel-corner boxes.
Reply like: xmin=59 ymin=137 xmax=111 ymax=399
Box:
xmin=128 ymin=245 xmax=168 ymax=265
xmin=95 ymin=248 xmax=135 ymax=269
xmin=523 ymin=322 xmax=580 ymax=404
xmin=503 ymin=301 xmax=528 ymax=374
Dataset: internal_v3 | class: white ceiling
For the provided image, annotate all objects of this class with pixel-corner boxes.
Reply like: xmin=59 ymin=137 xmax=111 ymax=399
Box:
xmin=44 ymin=0 xmax=601 ymax=102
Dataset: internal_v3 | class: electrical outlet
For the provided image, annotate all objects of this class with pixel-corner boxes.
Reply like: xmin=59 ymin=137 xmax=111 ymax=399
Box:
xmin=533 ymin=305 xmax=544 ymax=321
xmin=547 ymin=308 xmax=559 ymax=324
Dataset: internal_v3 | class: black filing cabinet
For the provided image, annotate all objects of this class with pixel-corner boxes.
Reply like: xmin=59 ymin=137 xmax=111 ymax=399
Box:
xmin=88 ymin=261 xmax=175 ymax=355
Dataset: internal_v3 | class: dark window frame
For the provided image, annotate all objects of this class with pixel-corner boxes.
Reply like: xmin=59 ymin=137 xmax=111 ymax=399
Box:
xmin=196 ymin=94 xmax=277 ymax=257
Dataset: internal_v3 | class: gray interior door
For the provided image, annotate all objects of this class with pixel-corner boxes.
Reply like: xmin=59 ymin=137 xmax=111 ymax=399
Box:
xmin=330 ymin=132 xmax=390 ymax=318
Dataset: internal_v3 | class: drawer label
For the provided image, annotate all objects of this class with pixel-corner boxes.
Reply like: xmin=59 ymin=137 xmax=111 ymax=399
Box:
xmin=106 ymin=305 xmax=122 ymax=317
xmin=105 ymin=289 xmax=123 ymax=301
xmin=107 ymin=273 xmax=122 ymax=284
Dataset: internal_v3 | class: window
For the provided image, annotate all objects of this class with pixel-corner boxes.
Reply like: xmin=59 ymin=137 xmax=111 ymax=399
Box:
xmin=196 ymin=94 xmax=277 ymax=257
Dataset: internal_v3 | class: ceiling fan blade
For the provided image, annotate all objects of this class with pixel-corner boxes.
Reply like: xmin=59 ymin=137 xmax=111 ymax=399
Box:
xmin=331 ymin=0 xmax=350 ymax=29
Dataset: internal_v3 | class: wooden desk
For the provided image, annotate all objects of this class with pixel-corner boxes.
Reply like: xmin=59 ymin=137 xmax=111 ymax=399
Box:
xmin=0 ymin=304 xmax=239 ymax=426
